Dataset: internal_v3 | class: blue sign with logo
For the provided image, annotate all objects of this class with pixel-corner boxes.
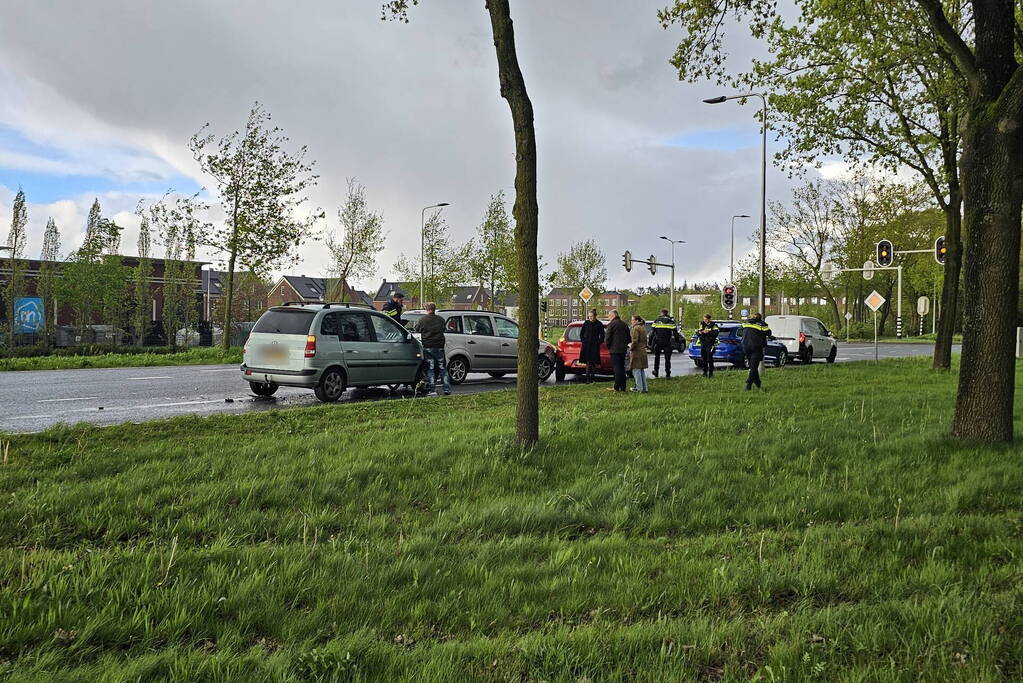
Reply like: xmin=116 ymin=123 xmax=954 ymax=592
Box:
xmin=14 ymin=297 xmax=45 ymax=334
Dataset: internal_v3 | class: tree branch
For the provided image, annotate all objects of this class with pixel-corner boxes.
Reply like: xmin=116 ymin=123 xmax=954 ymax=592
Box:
xmin=916 ymin=0 xmax=981 ymax=91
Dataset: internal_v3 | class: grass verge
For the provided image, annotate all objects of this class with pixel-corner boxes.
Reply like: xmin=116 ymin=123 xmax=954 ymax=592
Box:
xmin=1 ymin=358 xmax=1021 ymax=680
xmin=0 ymin=347 xmax=242 ymax=372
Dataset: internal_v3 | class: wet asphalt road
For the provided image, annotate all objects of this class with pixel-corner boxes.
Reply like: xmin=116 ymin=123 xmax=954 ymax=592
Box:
xmin=0 ymin=343 xmax=952 ymax=433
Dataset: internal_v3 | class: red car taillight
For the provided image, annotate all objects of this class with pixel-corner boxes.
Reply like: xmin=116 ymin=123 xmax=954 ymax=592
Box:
xmin=304 ymin=335 xmax=317 ymax=358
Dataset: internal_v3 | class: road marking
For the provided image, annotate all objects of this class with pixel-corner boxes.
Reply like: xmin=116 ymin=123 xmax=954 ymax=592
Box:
xmin=198 ymin=368 xmax=238 ymax=373
xmin=125 ymin=376 xmax=173 ymax=380
xmin=38 ymin=396 xmax=99 ymax=403
xmin=135 ymin=400 xmax=223 ymax=410
xmin=7 ymin=414 xmax=55 ymax=420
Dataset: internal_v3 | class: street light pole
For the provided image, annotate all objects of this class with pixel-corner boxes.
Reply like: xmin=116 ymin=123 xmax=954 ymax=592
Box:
xmin=729 ymin=214 xmax=750 ymax=284
xmin=659 ymin=236 xmax=685 ymax=319
xmin=705 ymin=94 xmax=768 ymax=316
xmin=420 ymin=202 xmax=450 ymax=305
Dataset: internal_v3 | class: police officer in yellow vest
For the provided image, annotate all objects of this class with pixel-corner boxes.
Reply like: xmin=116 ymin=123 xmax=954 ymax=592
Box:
xmin=649 ymin=308 xmax=678 ymax=378
xmin=695 ymin=314 xmax=720 ymax=377
xmin=741 ymin=311 xmax=772 ymax=390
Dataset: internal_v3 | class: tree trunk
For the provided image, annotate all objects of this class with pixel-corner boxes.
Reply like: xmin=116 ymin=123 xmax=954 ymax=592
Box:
xmin=933 ymin=176 xmax=963 ymax=369
xmin=486 ymin=0 xmax=539 ymax=446
xmin=951 ymin=106 xmax=1022 ymax=442
xmin=221 ymin=193 xmax=241 ymax=350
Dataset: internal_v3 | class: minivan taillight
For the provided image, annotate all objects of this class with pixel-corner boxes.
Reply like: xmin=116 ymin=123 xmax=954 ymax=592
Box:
xmin=304 ymin=335 xmax=317 ymax=358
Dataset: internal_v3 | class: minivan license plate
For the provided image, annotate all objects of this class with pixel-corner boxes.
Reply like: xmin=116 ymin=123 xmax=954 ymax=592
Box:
xmin=263 ymin=347 xmax=286 ymax=362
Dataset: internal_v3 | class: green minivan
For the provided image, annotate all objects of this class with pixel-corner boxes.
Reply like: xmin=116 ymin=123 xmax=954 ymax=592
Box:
xmin=241 ymin=303 xmax=425 ymax=402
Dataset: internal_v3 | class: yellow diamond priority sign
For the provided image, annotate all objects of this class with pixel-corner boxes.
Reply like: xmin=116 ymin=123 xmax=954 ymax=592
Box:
xmin=865 ymin=290 xmax=886 ymax=312
xmin=579 ymin=286 xmax=594 ymax=303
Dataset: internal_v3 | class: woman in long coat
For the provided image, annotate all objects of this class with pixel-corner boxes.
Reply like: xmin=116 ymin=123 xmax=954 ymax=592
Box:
xmin=579 ymin=309 xmax=605 ymax=383
xmin=629 ymin=315 xmax=649 ymax=393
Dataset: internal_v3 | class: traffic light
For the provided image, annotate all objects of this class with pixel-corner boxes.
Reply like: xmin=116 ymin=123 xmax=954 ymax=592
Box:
xmin=876 ymin=239 xmax=894 ymax=267
xmin=934 ymin=236 xmax=947 ymax=265
xmin=648 ymin=255 xmax=657 ymax=276
xmin=622 ymin=250 xmax=632 ymax=272
xmin=721 ymin=283 xmax=737 ymax=310
xmin=540 ymin=300 xmax=548 ymax=313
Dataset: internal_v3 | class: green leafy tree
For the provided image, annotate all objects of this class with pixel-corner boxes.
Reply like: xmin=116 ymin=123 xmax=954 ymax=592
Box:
xmin=37 ymin=217 xmax=61 ymax=345
xmin=394 ymin=210 xmax=466 ymax=305
xmin=5 ymin=188 xmax=28 ymax=343
xmin=58 ymin=211 xmax=128 ymax=342
xmin=325 ymin=178 xmax=385 ymax=302
xmin=148 ymin=194 xmax=205 ymax=348
xmin=385 ymin=0 xmax=541 ymax=445
xmin=190 ymin=102 xmax=321 ymax=349
xmin=554 ymin=239 xmax=607 ymax=298
xmin=132 ymin=207 xmax=154 ymax=344
xmin=659 ymin=0 xmax=1023 ymax=441
xmin=465 ymin=191 xmax=516 ymax=309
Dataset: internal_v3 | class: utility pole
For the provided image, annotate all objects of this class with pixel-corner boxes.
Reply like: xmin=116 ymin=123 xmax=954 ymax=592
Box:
xmin=659 ymin=236 xmax=685 ymax=319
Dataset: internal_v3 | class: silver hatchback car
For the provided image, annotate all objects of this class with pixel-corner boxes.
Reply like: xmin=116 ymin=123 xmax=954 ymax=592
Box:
xmin=402 ymin=309 xmax=556 ymax=384
xmin=241 ymin=303 xmax=425 ymax=402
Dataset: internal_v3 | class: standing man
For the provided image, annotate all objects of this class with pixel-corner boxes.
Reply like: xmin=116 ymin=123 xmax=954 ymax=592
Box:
xmin=604 ymin=309 xmax=630 ymax=392
xmin=649 ymin=308 xmax=678 ymax=378
xmin=741 ymin=311 xmax=772 ymax=391
xmin=413 ymin=302 xmax=451 ymax=395
xmin=696 ymin=314 xmax=720 ymax=377
xmin=382 ymin=291 xmax=405 ymax=325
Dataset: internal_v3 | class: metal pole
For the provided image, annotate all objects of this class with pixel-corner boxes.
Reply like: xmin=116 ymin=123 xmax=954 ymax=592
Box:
xmin=874 ymin=310 xmax=879 ymax=362
xmin=669 ymin=241 xmax=675 ymax=323
xmin=757 ymin=94 xmax=767 ymax=319
xmin=730 ymin=216 xmax=736 ymax=284
xmin=896 ymin=265 xmax=903 ymax=339
xmin=420 ymin=207 xmax=426 ymax=305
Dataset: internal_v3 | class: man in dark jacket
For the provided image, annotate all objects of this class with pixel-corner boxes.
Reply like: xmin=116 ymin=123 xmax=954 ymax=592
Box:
xmin=649 ymin=308 xmax=679 ymax=378
xmin=741 ymin=312 xmax=772 ymax=390
xmin=604 ymin=309 xmax=630 ymax=392
xmin=696 ymin=314 xmax=720 ymax=377
xmin=382 ymin=291 xmax=405 ymax=324
xmin=413 ymin=302 xmax=450 ymax=395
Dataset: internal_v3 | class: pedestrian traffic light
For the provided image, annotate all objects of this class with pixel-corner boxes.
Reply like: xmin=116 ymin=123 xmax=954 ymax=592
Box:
xmin=648 ymin=255 xmax=657 ymax=276
xmin=622 ymin=250 xmax=632 ymax=272
xmin=934 ymin=236 xmax=947 ymax=265
xmin=540 ymin=300 xmax=548 ymax=313
xmin=721 ymin=284 xmax=737 ymax=310
xmin=876 ymin=239 xmax=894 ymax=267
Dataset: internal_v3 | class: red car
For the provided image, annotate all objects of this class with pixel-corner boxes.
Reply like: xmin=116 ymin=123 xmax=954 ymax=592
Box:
xmin=554 ymin=320 xmax=613 ymax=381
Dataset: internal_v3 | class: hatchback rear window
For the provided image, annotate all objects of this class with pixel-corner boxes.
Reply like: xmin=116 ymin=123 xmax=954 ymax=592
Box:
xmin=565 ymin=326 xmax=582 ymax=341
xmin=252 ymin=309 xmax=315 ymax=335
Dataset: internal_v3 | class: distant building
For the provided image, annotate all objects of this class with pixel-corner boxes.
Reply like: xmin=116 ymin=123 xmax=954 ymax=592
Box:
xmin=268 ymin=275 xmax=373 ymax=308
xmin=202 ymin=270 xmax=268 ymax=322
xmin=448 ymin=286 xmax=491 ymax=311
xmin=373 ymin=280 xmax=420 ymax=311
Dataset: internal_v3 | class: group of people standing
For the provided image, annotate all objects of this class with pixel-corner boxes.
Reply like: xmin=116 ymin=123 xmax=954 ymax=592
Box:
xmin=575 ymin=308 xmax=773 ymax=392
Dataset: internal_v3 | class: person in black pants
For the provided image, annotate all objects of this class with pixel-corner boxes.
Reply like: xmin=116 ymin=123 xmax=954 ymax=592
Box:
xmin=741 ymin=312 xmax=772 ymax=390
xmin=649 ymin=308 xmax=678 ymax=378
xmin=696 ymin=314 xmax=720 ymax=377
xmin=579 ymin=309 xmax=605 ymax=383
xmin=604 ymin=309 xmax=630 ymax=392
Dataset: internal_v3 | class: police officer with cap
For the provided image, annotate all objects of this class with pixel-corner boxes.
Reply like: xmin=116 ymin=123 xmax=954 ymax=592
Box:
xmin=741 ymin=311 xmax=772 ymax=390
xmin=382 ymin=290 xmax=405 ymax=325
xmin=696 ymin=314 xmax=720 ymax=377
xmin=649 ymin=308 xmax=679 ymax=378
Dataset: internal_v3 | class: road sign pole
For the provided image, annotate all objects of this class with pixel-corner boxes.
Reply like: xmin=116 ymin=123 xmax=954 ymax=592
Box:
xmin=896 ymin=265 xmax=903 ymax=339
xmin=874 ymin=310 xmax=879 ymax=363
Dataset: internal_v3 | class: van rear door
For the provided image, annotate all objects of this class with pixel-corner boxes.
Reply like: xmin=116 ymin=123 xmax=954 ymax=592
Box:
xmin=247 ymin=308 xmax=316 ymax=372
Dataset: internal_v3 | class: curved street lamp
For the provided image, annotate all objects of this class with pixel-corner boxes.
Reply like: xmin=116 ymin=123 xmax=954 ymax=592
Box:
xmin=659 ymin=236 xmax=685 ymax=319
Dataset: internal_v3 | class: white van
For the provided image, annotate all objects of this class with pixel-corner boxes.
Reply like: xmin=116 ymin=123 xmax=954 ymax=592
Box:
xmin=765 ymin=315 xmax=838 ymax=364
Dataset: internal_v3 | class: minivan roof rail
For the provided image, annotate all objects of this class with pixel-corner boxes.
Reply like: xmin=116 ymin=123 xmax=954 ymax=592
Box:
xmin=322 ymin=302 xmax=374 ymax=309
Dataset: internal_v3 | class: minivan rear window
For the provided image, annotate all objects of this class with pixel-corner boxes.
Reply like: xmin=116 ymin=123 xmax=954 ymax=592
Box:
xmin=252 ymin=309 xmax=315 ymax=335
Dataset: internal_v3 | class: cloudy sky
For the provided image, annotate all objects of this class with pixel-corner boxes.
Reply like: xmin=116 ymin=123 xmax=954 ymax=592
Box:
xmin=0 ymin=0 xmax=802 ymax=293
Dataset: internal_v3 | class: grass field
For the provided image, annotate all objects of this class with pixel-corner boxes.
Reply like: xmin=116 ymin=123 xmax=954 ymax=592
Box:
xmin=0 ymin=347 xmax=242 ymax=372
xmin=1 ymin=358 xmax=1021 ymax=680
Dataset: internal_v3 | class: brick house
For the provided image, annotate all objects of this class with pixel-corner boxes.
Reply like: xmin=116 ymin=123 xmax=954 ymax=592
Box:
xmin=268 ymin=275 xmax=372 ymax=308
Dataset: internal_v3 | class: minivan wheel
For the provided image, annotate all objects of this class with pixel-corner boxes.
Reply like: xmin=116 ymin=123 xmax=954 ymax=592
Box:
xmin=537 ymin=355 xmax=555 ymax=382
xmin=826 ymin=346 xmax=837 ymax=363
xmin=250 ymin=381 xmax=278 ymax=397
xmin=314 ymin=368 xmax=347 ymax=403
xmin=447 ymin=357 xmax=469 ymax=384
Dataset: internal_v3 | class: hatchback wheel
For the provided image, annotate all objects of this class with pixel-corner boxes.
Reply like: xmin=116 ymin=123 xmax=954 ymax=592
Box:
xmin=777 ymin=350 xmax=788 ymax=367
xmin=537 ymin=355 xmax=554 ymax=382
xmin=314 ymin=368 xmax=347 ymax=403
xmin=250 ymin=381 xmax=278 ymax=397
xmin=447 ymin=357 xmax=469 ymax=384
